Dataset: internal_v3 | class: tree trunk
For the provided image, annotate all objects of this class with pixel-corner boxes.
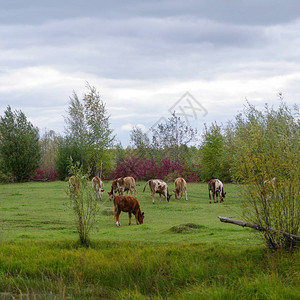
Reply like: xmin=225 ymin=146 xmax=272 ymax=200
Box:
xmin=218 ymin=216 xmax=300 ymax=241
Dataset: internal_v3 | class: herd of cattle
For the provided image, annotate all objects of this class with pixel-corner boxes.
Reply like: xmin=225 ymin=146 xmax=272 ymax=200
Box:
xmin=69 ymin=175 xmax=227 ymax=227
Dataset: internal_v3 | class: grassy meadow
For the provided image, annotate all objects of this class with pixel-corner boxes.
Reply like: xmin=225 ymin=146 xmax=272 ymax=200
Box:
xmin=0 ymin=181 xmax=299 ymax=299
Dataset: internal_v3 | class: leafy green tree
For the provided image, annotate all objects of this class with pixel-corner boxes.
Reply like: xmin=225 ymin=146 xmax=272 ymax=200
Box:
xmin=231 ymin=101 xmax=300 ymax=249
xmin=130 ymin=126 xmax=151 ymax=159
xmin=151 ymin=112 xmax=197 ymax=160
xmin=115 ymin=141 xmax=126 ymax=163
xmin=0 ymin=106 xmax=41 ymax=182
xmin=39 ymin=129 xmax=59 ymax=169
xmin=57 ymin=84 xmax=115 ymax=178
xmin=55 ymin=136 xmax=84 ymax=180
xmin=199 ymin=122 xmax=230 ymax=182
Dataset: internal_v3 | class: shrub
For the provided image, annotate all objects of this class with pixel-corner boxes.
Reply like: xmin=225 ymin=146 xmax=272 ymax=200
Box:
xmin=31 ymin=168 xmax=58 ymax=182
xmin=109 ymin=157 xmax=201 ymax=182
xmin=0 ymin=170 xmax=15 ymax=183
xmin=67 ymin=161 xmax=101 ymax=247
xmin=231 ymin=101 xmax=300 ymax=249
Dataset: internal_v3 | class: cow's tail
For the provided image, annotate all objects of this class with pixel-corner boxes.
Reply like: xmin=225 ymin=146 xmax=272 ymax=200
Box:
xmin=143 ymin=180 xmax=151 ymax=193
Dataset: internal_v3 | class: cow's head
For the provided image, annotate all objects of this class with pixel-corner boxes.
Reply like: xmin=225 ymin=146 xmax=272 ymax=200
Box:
xmin=107 ymin=191 xmax=114 ymax=201
xmin=167 ymin=193 xmax=172 ymax=202
xmin=220 ymin=191 xmax=226 ymax=202
xmin=137 ymin=212 xmax=144 ymax=225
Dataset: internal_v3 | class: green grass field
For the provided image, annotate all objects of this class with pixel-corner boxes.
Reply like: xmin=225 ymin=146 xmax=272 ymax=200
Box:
xmin=0 ymin=181 xmax=299 ymax=299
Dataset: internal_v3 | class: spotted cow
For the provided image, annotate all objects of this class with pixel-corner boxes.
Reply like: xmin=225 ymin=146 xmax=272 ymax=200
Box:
xmin=108 ymin=177 xmax=125 ymax=200
xmin=91 ymin=176 xmax=104 ymax=200
xmin=208 ymin=179 xmax=226 ymax=203
xmin=143 ymin=179 xmax=172 ymax=204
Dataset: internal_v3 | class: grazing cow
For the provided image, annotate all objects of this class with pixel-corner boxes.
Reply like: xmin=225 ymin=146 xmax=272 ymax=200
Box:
xmin=113 ymin=195 xmax=144 ymax=226
xmin=68 ymin=175 xmax=80 ymax=196
xmin=143 ymin=179 xmax=172 ymax=204
xmin=208 ymin=179 xmax=226 ymax=203
xmin=123 ymin=176 xmax=137 ymax=197
xmin=108 ymin=177 xmax=125 ymax=200
xmin=91 ymin=176 xmax=104 ymax=200
xmin=173 ymin=177 xmax=188 ymax=201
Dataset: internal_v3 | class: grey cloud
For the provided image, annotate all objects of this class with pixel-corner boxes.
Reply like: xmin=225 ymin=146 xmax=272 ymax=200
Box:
xmin=2 ymin=0 xmax=300 ymax=26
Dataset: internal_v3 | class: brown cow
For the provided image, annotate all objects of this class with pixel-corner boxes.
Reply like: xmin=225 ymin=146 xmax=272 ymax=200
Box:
xmin=123 ymin=176 xmax=137 ymax=196
xmin=108 ymin=177 xmax=125 ymax=200
xmin=143 ymin=179 xmax=172 ymax=204
xmin=173 ymin=177 xmax=188 ymax=201
xmin=91 ymin=176 xmax=104 ymax=200
xmin=113 ymin=195 xmax=144 ymax=226
xmin=208 ymin=179 xmax=226 ymax=203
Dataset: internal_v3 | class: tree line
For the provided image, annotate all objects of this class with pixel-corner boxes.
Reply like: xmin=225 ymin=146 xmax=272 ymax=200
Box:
xmin=0 ymin=88 xmax=299 ymax=186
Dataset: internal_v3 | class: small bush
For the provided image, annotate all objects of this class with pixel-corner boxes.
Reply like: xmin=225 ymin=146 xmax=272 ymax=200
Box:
xmin=31 ymin=167 xmax=58 ymax=182
xmin=0 ymin=170 xmax=14 ymax=183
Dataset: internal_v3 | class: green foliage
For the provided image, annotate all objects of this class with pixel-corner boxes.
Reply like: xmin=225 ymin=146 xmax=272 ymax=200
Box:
xmin=130 ymin=125 xmax=151 ymax=159
xmin=60 ymin=84 xmax=115 ymax=177
xmin=67 ymin=161 xmax=101 ymax=247
xmin=130 ymin=112 xmax=198 ymax=162
xmin=200 ymin=122 xmax=231 ymax=182
xmin=39 ymin=129 xmax=59 ymax=169
xmin=230 ymin=101 xmax=300 ymax=249
xmin=0 ymin=106 xmax=41 ymax=182
xmin=55 ymin=136 xmax=85 ymax=180
xmin=151 ymin=111 xmax=198 ymax=161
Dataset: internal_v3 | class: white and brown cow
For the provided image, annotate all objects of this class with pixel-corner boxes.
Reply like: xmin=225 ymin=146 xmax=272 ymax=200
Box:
xmin=108 ymin=177 xmax=125 ymax=200
xmin=173 ymin=177 xmax=188 ymax=201
xmin=208 ymin=179 xmax=226 ymax=203
xmin=143 ymin=179 xmax=172 ymax=204
xmin=123 ymin=176 xmax=137 ymax=197
xmin=91 ymin=176 xmax=104 ymax=200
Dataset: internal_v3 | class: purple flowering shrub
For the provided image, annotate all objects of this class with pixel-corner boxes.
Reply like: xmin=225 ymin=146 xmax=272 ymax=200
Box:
xmin=108 ymin=157 xmax=201 ymax=182
xmin=31 ymin=167 xmax=58 ymax=181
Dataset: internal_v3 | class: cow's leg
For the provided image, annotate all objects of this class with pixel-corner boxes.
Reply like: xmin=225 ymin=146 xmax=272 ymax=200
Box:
xmin=185 ymin=188 xmax=188 ymax=201
xmin=135 ymin=213 xmax=139 ymax=225
xmin=209 ymin=190 xmax=212 ymax=203
xmin=128 ymin=212 xmax=132 ymax=225
xmin=213 ymin=191 xmax=217 ymax=203
xmin=180 ymin=190 xmax=183 ymax=201
xmin=215 ymin=191 xmax=218 ymax=203
xmin=164 ymin=192 xmax=168 ymax=202
xmin=152 ymin=191 xmax=155 ymax=204
xmin=114 ymin=207 xmax=121 ymax=226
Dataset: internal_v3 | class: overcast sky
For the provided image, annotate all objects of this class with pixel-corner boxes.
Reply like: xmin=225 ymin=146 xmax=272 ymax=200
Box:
xmin=1 ymin=0 xmax=300 ymax=146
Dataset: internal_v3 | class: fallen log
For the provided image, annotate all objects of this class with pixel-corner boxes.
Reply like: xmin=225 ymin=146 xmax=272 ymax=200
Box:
xmin=218 ymin=216 xmax=300 ymax=242
xmin=29 ymin=178 xmax=50 ymax=182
